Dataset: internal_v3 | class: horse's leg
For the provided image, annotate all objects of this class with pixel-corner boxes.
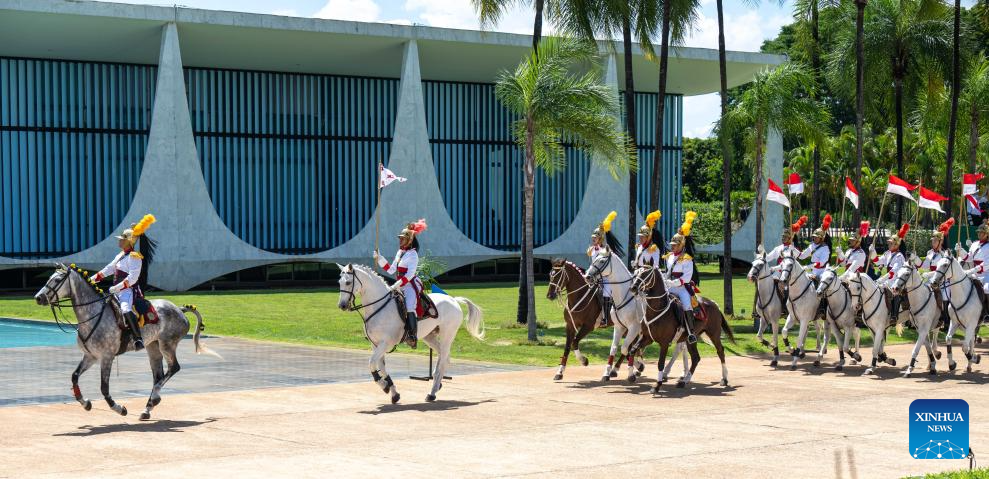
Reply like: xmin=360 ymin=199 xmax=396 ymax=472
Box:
xmin=70 ymin=354 xmax=96 ymax=411
xmin=945 ymin=319 xmax=959 ymax=371
xmin=573 ymin=322 xmax=594 ymax=367
xmin=781 ymin=307 xmax=795 ymax=352
xmin=770 ymin=310 xmax=781 ymax=367
xmin=555 ymin=324 xmax=575 ymax=381
xmin=851 ymin=328 xmax=863 ymax=363
xmin=141 ymin=342 xmax=165 ymax=420
xmin=421 ymin=331 xmax=450 ymax=401
xmin=791 ymin=307 xmax=812 ymax=370
xmin=964 ymin=318 xmax=981 ymax=373
xmin=368 ymin=342 xmax=400 ymax=404
xmin=865 ymin=323 xmax=885 ymax=375
xmin=714 ymin=335 xmax=729 ymax=387
xmin=652 ymin=341 xmax=668 ymax=393
xmin=830 ymin=321 xmax=845 ymax=371
xmin=99 ymin=357 xmax=127 ymax=416
xmin=677 ymin=343 xmax=701 ymax=388
xmin=904 ymin=327 xmax=927 ymax=378
xmin=603 ymin=324 xmax=624 ymax=381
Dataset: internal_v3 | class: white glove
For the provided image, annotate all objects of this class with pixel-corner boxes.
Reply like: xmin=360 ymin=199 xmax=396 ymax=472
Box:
xmin=956 ymin=242 xmax=967 ymax=258
xmin=664 ymin=279 xmax=679 ymax=290
xmin=868 ymin=244 xmax=877 ymax=258
xmin=108 ymin=282 xmax=125 ymax=294
xmin=374 ymin=250 xmax=387 ymax=268
xmin=390 ymin=281 xmax=403 ymax=291
xmin=909 ymin=252 xmax=920 ymax=265
xmin=965 ymin=267 xmax=980 ymax=277
xmin=837 ymin=249 xmax=846 ymax=262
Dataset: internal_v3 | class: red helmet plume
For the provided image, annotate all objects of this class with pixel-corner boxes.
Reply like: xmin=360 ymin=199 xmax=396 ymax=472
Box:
xmin=897 ymin=223 xmax=910 ymax=239
xmin=858 ymin=221 xmax=870 ymax=238
xmin=821 ymin=213 xmax=832 ymax=232
xmin=410 ymin=218 xmax=428 ymax=235
xmin=791 ymin=215 xmax=808 ymax=233
xmin=938 ymin=218 xmax=955 ymax=236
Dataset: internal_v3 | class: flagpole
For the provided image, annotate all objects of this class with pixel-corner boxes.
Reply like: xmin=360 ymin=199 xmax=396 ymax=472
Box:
xmin=840 ymin=173 xmax=848 ymax=238
xmin=374 ymin=162 xmax=383 ymax=255
xmin=876 ymin=192 xmax=888 ymax=239
xmin=910 ymin=180 xmax=922 ymax=253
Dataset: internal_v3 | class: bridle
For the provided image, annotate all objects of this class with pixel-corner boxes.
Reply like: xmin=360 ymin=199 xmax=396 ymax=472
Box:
xmin=586 ymin=253 xmax=636 ymax=311
xmin=40 ymin=269 xmax=112 ymax=351
xmin=339 ymin=266 xmax=402 ymax=347
xmin=750 ymin=259 xmax=781 ymax=312
xmin=818 ymin=271 xmax=850 ymax=321
xmin=848 ymin=273 xmax=884 ymax=327
xmin=934 ymin=259 xmax=979 ymax=327
xmin=780 ymin=256 xmax=814 ymax=304
xmin=890 ymin=265 xmax=935 ymax=319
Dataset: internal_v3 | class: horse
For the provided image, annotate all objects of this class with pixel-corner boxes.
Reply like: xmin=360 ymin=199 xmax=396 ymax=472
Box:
xmin=747 ymin=253 xmax=786 ymax=366
xmin=845 ymin=272 xmax=900 ymax=374
xmin=815 ymin=267 xmax=863 ymax=371
xmin=336 ymin=264 xmax=485 ymax=403
xmin=34 ymin=264 xmax=216 ymax=420
xmin=585 ymin=250 xmax=646 ymax=382
xmin=931 ymin=256 xmax=983 ymax=373
xmin=888 ymin=262 xmax=942 ymax=376
xmin=546 ymin=258 xmax=643 ymax=381
xmin=628 ymin=265 xmax=734 ymax=392
xmin=777 ymin=253 xmax=828 ymax=370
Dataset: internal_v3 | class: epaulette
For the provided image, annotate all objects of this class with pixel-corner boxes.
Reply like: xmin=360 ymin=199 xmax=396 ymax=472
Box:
xmin=680 ymin=253 xmax=693 ymax=261
xmin=129 ymin=251 xmax=144 ymax=259
xmin=586 ymin=246 xmax=594 ymax=257
xmin=647 ymin=244 xmax=658 ymax=253
xmin=661 ymin=252 xmax=671 ymax=260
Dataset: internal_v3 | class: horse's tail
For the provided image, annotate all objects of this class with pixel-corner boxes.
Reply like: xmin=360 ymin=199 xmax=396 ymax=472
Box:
xmin=181 ymin=304 xmax=223 ymax=360
xmin=453 ymin=297 xmax=485 ymax=340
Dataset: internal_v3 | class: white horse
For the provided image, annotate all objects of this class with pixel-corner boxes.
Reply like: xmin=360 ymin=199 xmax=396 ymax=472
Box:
xmin=748 ymin=254 xmax=786 ymax=367
xmin=888 ymin=262 xmax=942 ymax=377
xmin=586 ymin=251 xmax=645 ymax=382
xmin=336 ymin=264 xmax=485 ymax=403
xmin=815 ymin=267 xmax=863 ymax=371
xmin=931 ymin=256 xmax=983 ymax=373
xmin=778 ymin=253 xmax=828 ymax=370
xmin=845 ymin=272 xmax=899 ymax=374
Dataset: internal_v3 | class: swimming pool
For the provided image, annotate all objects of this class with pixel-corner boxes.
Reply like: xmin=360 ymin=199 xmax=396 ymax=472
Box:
xmin=0 ymin=319 xmax=78 ymax=348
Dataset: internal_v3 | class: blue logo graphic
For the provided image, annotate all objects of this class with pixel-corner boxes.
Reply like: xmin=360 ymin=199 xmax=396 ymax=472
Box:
xmin=909 ymin=399 xmax=969 ymax=459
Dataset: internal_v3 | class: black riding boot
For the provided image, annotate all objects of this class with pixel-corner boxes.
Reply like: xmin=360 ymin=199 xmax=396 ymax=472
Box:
xmin=599 ymin=297 xmax=614 ymax=328
xmin=817 ymin=298 xmax=828 ymax=319
xmin=685 ymin=309 xmax=699 ymax=344
xmin=404 ymin=312 xmax=418 ymax=349
xmin=124 ymin=312 xmax=144 ymax=351
xmin=890 ymin=296 xmax=902 ymax=327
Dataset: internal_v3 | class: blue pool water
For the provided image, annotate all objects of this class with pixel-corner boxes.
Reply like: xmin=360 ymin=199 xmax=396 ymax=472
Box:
xmin=0 ymin=319 xmax=77 ymax=348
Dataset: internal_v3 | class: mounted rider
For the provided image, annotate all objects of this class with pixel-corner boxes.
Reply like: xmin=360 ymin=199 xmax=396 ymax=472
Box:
xmin=585 ymin=211 xmax=624 ymax=328
xmin=92 ymin=214 xmax=157 ymax=352
xmin=874 ymin=223 xmax=909 ymax=287
xmin=664 ymin=211 xmax=703 ymax=344
xmin=959 ymin=222 xmax=989 ymax=294
xmin=799 ymin=214 xmax=833 ymax=318
xmin=766 ymin=216 xmax=805 ymax=279
xmin=916 ymin=218 xmax=954 ymax=325
xmin=837 ymin=221 xmax=871 ymax=281
xmin=374 ymin=219 xmax=427 ymax=349
xmin=634 ymin=210 xmax=665 ymax=270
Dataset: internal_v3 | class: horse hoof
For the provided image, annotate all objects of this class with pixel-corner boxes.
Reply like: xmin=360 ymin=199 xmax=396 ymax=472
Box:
xmin=935 ymin=351 xmax=943 ymax=360
xmin=853 ymin=352 xmax=863 ymax=362
xmin=720 ymin=379 xmax=729 ymax=387
xmin=759 ymin=339 xmax=770 ymax=347
xmin=601 ymin=375 xmax=611 ymax=382
xmin=813 ymin=360 xmax=820 ymax=368
xmin=929 ymin=369 xmax=937 ymax=376
xmin=651 ymin=385 xmax=661 ymax=394
xmin=140 ymin=412 xmax=151 ymax=421
xmin=118 ymin=406 xmax=128 ymax=417
xmin=978 ymin=337 xmax=983 ymax=344
xmin=425 ymin=394 xmax=436 ymax=402
xmin=835 ymin=365 xmax=843 ymax=372
xmin=903 ymin=371 xmax=912 ymax=378
xmin=391 ymin=393 xmax=401 ymax=405
xmin=864 ymin=368 xmax=874 ymax=375
xmin=967 ymin=366 xmax=974 ymax=373
xmin=151 ymin=396 xmax=161 ymax=407
xmin=790 ymin=365 xmax=797 ymax=371
xmin=675 ymin=381 xmax=686 ymax=388
xmin=82 ymin=400 xmax=92 ymax=411
xmin=799 ymin=351 xmax=807 ymax=359
xmin=975 ymin=355 xmax=982 ymax=364
xmin=949 ymin=362 xmax=958 ymax=371
xmin=609 ymin=370 xmax=618 ymax=378
xmin=636 ymin=363 xmax=645 ymax=373
xmin=553 ymin=374 xmax=563 ymax=381
xmin=886 ymin=358 xmax=897 ymax=366
xmin=627 ymin=375 xmax=637 ymax=384
xmin=769 ymin=360 xmax=778 ymax=368
xmin=580 ymin=356 xmax=589 ymax=367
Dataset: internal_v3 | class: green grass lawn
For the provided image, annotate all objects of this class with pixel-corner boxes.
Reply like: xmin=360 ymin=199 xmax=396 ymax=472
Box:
xmin=0 ymin=264 xmax=952 ymax=367
xmin=913 ymin=468 xmax=989 ymax=478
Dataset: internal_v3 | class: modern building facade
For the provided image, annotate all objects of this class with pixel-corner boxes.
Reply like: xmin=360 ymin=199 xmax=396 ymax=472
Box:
xmin=0 ymin=0 xmax=784 ymax=291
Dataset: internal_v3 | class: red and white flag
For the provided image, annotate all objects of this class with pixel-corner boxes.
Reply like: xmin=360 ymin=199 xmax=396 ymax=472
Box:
xmin=379 ymin=164 xmax=407 ymax=188
xmin=963 ymin=173 xmax=985 ymax=196
xmin=784 ymin=172 xmax=804 ymax=194
xmin=966 ymin=194 xmax=983 ymax=215
xmin=844 ymin=177 xmax=859 ymax=209
xmin=767 ymin=179 xmax=791 ymax=208
xmin=918 ymin=187 xmax=949 ymax=213
xmin=886 ymin=174 xmax=918 ymax=202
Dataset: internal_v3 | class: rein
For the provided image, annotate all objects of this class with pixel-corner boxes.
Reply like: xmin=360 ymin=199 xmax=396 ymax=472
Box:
xmin=342 ymin=269 xmax=402 ymax=348
xmin=821 ymin=275 xmax=850 ymax=322
xmin=42 ymin=270 xmax=113 ymax=352
xmin=781 ymin=260 xmax=815 ymax=304
xmin=751 ymin=262 xmax=780 ymax=312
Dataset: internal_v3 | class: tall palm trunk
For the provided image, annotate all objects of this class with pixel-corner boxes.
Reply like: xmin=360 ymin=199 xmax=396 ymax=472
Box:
xmin=623 ymin=17 xmax=639 ymax=259
xmin=970 ymin=102 xmax=980 ymax=172
xmin=716 ymin=0 xmax=733 ymax=315
xmin=811 ymin=1 xmax=821 ymax=227
xmin=650 ymin=0 xmax=673 ymax=213
xmin=945 ymin=0 xmax=961 ymax=219
xmin=853 ymin=0 xmax=867 ymax=226
xmin=524 ymin=114 xmax=538 ymax=341
xmin=754 ymin=122 xmax=765 ymax=249
xmin=518 ymin=0 xmax=545 ymax=327
xmin=894 ymin=75 xmax=904 ymax=227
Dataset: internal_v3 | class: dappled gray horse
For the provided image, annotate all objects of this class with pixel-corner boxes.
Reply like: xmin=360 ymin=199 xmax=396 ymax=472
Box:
xmin=35 ymin=265 xmax=217 ymax=420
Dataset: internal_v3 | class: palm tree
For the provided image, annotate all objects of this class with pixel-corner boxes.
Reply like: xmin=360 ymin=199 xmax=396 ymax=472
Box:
xmin=496 ymin=37 xmax=634 ymax=341
xmin=551 ymin=0 xmax=660 ymax=260
xmin=854 ymin=0 xmax=867 ymax=226
xmin=650 ymin=0 xmax=698 ymax=215
xmin=715 ymin=0 xmax=734 ymax=315
xmin=722 ymin=63 xmax=830 ymax=249
xmin=945 ymin=0 xmax=962 ymax=218
xmin=473 ymin=0 xmax=548 ymax=51
xmin=962 ymin=56 xmax=989 ymax=173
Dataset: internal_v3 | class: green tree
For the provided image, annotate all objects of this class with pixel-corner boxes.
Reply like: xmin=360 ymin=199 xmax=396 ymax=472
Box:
xmin=962 ymin=56 xmax=989 ymax=172
xmin=496 ymin=37 xmax=633 ymax=341
xmin=722 ymin=63 xmax=830 ymax=249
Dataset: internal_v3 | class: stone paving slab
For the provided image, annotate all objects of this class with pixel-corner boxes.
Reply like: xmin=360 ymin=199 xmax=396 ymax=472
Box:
xmin=1 ymin=343 xmax=988 ymax=478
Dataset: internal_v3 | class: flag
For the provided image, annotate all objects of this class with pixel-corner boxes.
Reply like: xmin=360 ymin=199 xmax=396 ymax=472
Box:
xmin=767 ymin=179 xmax=791 ymax=208
xmin=379 ymin=164 xmax=407 ymax=188
xmin=886 ymin=174 xmax=918 ymax=202
xmin=784 ymin=172 xmax=804 ymax=194
xmin=918 ymin=187 xmax=948 ymax=213
xmin=844 ymin=177 xmax=859 ymax=209
xmin=966 ymin=194 xmax=983 ymax=216
xmin=431 ymin=283 xmax=448 ymax=295
xmin=963 ymin=173 xmax=985 ymax=196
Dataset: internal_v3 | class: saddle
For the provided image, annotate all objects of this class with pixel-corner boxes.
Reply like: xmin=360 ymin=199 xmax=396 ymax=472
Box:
xmin=392 ymin=290 xmax=439 ymax=320
xmin=971 ymin=278 xmax=989 ymax=322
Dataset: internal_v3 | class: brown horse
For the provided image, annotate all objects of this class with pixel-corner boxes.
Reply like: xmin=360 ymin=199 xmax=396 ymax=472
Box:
xmin=546 ymin=258 xmax=643 ymax=381
xmin=627 ymin=266 xmax=735 ymax=393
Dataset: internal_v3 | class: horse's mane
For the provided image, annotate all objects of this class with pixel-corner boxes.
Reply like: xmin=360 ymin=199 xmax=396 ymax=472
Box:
xmin=348 ymin=264 xmax=387 ymax=284
xmin=65 ymin=265 xmax=105 ymax=296
xmin=563 ymin=260 xmax=585 ymax=275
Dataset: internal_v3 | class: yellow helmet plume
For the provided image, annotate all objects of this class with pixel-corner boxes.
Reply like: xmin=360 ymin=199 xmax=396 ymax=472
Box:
xmin=601 ymin=211 xmax=617 ymax=233
xmin=680 ymin=211 xmax=698 ymax=237
xmin=132 ymin=214 xmax=156 ymax=237
xmin=645 ymin=210 xmax=661 ymax=229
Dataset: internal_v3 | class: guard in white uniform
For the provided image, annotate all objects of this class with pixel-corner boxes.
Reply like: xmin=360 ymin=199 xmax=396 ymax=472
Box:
xmin=799 ymin=214 xmax=833 ymax=279
xmin=664 ymin=211 xmax=703 ymax=344
xmin=838 ymin=221 xmax=871 ymax=282
xmin=584 ymin=211 xmax=624 ymax=328
xmin=874 ymin=223 xmax=909 ymax=287
xmin=917 ymin=218 xmax=955 ymax=326
xmin=374 ymin=219 xmax=427 ymax=348
xmin=765 ymin=215 xmax=806 ymax=279
xmin=960 ymin=222 xmax=989 ymax=293
xmin=634 ymin=210 xmax=664 ymax=270
xmin=92 ymin=214 xmax=157 ymax=351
